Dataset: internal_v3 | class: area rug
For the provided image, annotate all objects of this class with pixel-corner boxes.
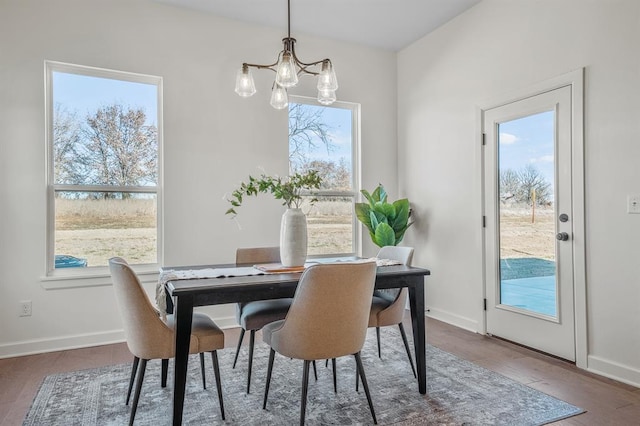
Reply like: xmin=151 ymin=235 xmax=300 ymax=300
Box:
xmin=24 ymin=328 xmax=583 ymax=425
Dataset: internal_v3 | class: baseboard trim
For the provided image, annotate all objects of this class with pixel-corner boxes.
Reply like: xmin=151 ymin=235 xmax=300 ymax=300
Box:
xmin=587 ymin=354 xmax=640 ymax=388
xmin=426 ymin=307 xmax=479 ymax=333
xmin=0 ymin=315 xmax=239 ymax=359
xmin=0 ymin=330 xmax=127 ymax=359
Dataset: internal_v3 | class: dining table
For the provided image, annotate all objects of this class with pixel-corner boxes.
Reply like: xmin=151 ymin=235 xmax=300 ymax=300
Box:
xmin=162 ymin=257 xmax=430 ymax=425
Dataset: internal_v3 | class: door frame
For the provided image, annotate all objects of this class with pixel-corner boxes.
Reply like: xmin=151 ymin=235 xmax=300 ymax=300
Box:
xmin=477 ymin=68 xmax=586 ymax=368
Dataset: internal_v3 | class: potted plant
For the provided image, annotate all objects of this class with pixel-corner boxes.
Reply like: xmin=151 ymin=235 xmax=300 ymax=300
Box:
xmin=355 ymin=184 xmax=413 ymax=247
xmin=226 ymin=170 xmax=322 ymax=266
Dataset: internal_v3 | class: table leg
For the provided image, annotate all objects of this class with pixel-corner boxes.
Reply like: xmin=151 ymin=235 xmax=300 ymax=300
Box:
xmin=408 ymin=278 xmax=426 ymax=394
xmin=173 ymin=294 xmax=194 ymax=426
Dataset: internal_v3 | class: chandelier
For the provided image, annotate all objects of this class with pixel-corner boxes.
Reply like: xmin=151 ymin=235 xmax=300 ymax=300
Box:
xmin=234 ymin=0 xmax=338 ymax=109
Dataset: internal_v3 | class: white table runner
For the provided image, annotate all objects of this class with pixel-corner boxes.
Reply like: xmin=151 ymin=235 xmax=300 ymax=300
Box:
xmin=155 ymin=267 xmax=266 ymax=319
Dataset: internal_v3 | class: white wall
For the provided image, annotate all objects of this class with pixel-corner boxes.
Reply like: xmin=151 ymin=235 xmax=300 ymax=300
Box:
xmin=0 ymin=0 xmax=397 ymax=356
xmin=398 ymin=0 xmax=640 ymax=386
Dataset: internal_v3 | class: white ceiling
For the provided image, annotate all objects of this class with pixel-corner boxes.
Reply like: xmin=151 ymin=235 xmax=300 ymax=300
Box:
xmin=154 ymin=0 xmax=482 ymax=51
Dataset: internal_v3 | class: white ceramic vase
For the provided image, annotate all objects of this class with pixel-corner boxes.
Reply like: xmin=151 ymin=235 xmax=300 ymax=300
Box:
xmin=279 ymin=208 xmax=308 ymax=267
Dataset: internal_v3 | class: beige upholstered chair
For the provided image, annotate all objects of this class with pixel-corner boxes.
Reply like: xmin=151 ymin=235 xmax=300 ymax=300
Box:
xmin=369 ymin=246 xmax=416 ymax=377
xmin=109 ymin=257 xmax=225 ymax=425
xmin=262 ymin=262 xmax=378 ymax=426
xmin=232 ymin=247 xmax=293 ymax=393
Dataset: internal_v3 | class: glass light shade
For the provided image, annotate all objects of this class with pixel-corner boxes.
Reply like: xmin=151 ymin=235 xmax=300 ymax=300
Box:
xmin=317 ymin=61 xmax=338 ymax=91
xmin=275 ymin=51 xmax=299 ymax=88
xmin=235 ymin=66 xmax=256 ymax=97
xmin=317 ymin=88 xmax=336 ymax=105
xmin=270 ymin=84 xmax=289 ymax=109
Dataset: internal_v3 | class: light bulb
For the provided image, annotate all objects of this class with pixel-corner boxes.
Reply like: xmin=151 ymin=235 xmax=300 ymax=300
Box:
xmin=275 ymin=51 xmax=299 ymax=88
xmin=270 ymin=84 xmax=288 ymax=109
xmin=317 ymin=88 xmax=336 ymax=105
xmin=317 ymin=61 xmax=338 ymax=91
xmin=235 ymin=65 xmax=256 ymax=97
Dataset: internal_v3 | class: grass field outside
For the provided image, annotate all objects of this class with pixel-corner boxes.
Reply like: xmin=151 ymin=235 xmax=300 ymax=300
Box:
xmin=55 ymin=198 xmax=354 ymax=267
xmin=500 ymin=204 xmax=555 ymax=261
xmin=55 ymin=199 xmax=554 ymax=267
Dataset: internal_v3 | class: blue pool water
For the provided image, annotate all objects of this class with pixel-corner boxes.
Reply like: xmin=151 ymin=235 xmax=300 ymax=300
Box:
xmin=500 ymin=275 xmax=556 ymax=317
xmin=499 ymin=258 xmax=556 ymax=316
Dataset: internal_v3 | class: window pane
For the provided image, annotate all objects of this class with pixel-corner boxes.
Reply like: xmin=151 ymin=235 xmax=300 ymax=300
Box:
xmin=52 ymin=72 xmax=158 ymax=186
xmin=304 ymin=196 xmax=353 ymax=255
xmin=289 ymin=99 xmax=357 ymax=256
xmin=288 ymin=103 xmax=352 ymax=191
xmin=54 ymin=192 xmax=157 ymax=267
xmin=498 ymin=110 xmax=557 ymax=316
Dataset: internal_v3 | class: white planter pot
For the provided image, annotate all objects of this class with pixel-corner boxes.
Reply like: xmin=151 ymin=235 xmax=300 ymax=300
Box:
xmin=280 ymin=208 xmax=308 ymax=267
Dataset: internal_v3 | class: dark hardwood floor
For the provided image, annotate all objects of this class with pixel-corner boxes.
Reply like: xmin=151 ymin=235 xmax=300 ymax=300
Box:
xmin=1 ymin=318 xmax=639 ymax=425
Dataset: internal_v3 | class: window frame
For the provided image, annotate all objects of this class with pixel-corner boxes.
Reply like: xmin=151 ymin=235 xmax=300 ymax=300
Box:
xmin=289 ymin=95 xmax=361 ymax=257
xmin=44 ymin=61 xmax=163 ymax=282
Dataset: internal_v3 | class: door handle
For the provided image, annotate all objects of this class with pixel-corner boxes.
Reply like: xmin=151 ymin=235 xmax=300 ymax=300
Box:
xmin=556 ymin=232 xmax=569 ymax=241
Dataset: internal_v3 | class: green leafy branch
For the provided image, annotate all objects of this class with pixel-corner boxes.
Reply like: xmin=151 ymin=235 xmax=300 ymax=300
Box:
xmin=226 ymin=170 xmax=322 ymax=217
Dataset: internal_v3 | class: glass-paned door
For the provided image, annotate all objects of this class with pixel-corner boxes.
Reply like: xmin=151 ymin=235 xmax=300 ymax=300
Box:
xmin=484 ymin=85 xmax=576 ymax=361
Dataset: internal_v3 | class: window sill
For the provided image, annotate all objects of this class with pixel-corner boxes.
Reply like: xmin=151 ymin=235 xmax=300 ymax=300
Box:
xmin=41 ymin=264 xmax=160 ymax=290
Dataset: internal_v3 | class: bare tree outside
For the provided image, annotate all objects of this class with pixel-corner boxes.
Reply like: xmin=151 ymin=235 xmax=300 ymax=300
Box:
xmin=499 ymin=168 xmax=520 ymax=203
xmin=53 ymin=104 xmax=83 ymax=184
xmin=53 ymin=103 xmax=158 ymax=199
xmin=288 ymin=103 xmax=334 ymax=170
xmin=83 ymin=104 xmax=157 ymax=193
xmin=517 ymin=164 xmax=552 ymax=205
xmin=296 ymin=159 xmax=351 ymax=191
xmin=500 ymin=164 xmax=552 ymax=205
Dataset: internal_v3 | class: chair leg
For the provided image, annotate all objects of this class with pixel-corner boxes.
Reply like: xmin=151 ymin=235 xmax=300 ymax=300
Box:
xmin=211 ymin=351 xmax=225 ymax=420
xmin=129 ymin=358 xmax=148 ymax=426
xmin=200 ymin=352 xmax=207 ymax=389
xmin=355 ymin=365 xmax=359 ymax=392
xmin=300 ymin=360 xmax=311 ymax=426
xmin=247 ymin=330 xmax=256 ymax=393
xmin=312 ymin=360 xmax=318 ymax=381
xmin=376 ymin=326 xmax=381 ymax=358
xmin=263 ymin=348 xmax=276 ymax=410
xmin=325 ymin=359 xmax=328 ymax=368
xmin=232 ymin=328 xmax=246 ymax=369
xmin=331 ymin=358 xmax=337 ymax=393
xmin=398 ymin=323 xmax=417 ymax=378
xmin=161 ymin=359 xmax=168 ymax=388
xmin=126 ymin=357 xmax=139 ymax=405
xmin=354 ymin=352 xmax=377 ymax=425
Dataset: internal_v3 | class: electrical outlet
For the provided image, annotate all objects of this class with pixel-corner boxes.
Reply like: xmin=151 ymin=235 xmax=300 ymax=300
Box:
xmin=20 ymin=300 xmax=32 ymax=317
xmin=628 ymin=195 xmax=640 ymax=214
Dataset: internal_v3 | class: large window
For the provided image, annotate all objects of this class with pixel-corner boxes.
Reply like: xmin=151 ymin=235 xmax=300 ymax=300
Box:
xmin=45 ymin=62 xmax=162 ymax=274
xmin=288 ymin=97 xmax=360 ymax=256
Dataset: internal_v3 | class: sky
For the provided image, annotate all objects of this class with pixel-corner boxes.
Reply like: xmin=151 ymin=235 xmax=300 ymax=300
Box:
xmin=52 ymin=71 xmax=158 ymax=126
xmin=498 ymin=110 xmax=555 ymax=186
